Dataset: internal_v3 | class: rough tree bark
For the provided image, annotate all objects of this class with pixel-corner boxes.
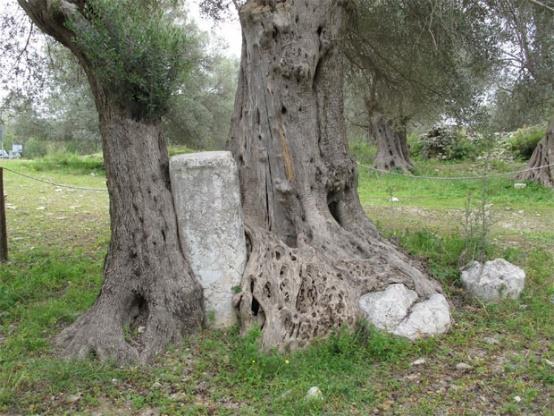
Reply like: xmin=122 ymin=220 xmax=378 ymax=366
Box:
xmin=18 ymin=0 xmax=204 ymax=362
xmin=229 ymin=0 xmax=444 ymax=350
xmin=517 ymin=120 xmax=554 ymax=187
xmin=369 ymin=112 xmax=414 ymax=173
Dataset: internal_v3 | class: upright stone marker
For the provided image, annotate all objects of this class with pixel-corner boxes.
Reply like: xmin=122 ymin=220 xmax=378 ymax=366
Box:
xmin=170 ymin=152 xmax=246 ymax=328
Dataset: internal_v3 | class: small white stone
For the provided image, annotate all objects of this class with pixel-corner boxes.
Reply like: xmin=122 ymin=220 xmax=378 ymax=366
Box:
xmin=461 ymin=259 xmax=526 ymax=302
xmin=411 ymin=358 xmax=426 ymax=366
xmin=483 ymin=336 xmax=500 ymax=345
xmin=514 ymin=183 xmax=527 ymax=189
xmin=305 ymin=386 xmax=323 ymax=400
xmin=137 ymin=326 xmax=146 ymax=334
xmin=456 ymin=363 xmax=473 ymax=371
xmin=390 ymin=197 xmax=400 ymax=202
xmin=514 ymin=395 xmax=522 ymax=403
xmin=66 ymin=393 xmax=82 ymax=404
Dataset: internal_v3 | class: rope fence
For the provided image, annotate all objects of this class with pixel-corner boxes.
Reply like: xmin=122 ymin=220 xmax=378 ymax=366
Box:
xmin=0 ymin=166 xmax=107 ymax=192
xmin=356 ymin=161 xmax=554 ymax=180
xmin=1 ymin=161 xmax=552 ymax=194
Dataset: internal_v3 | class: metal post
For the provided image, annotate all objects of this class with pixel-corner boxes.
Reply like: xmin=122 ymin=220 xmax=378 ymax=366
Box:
xmin=0 ymin=167 xmax=7 ymax=262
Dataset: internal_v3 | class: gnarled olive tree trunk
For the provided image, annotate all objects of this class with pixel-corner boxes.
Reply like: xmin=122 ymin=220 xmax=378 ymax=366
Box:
xmin=517 ymin=120 xmax=554 ymax=187
xmin=19 ymin=0 xmax=204 ymax=363
xmin=370 ymin=112 xmax=414 ymax=173
xmin=229 ymin=0 xmax=443 ymax=350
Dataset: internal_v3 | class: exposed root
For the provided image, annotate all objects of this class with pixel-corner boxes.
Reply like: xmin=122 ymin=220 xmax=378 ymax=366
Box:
xmin=56 ymin=277 xmax=204 ymax=364
xmin=236 ymin=225 xmax=444 ymax=351
xmin=56 ymin=304 xmax=139 ymax=364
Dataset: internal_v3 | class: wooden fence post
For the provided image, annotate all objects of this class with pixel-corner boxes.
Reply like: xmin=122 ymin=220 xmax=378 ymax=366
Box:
xmin=0 ymin=167 xmax=7 ymax=262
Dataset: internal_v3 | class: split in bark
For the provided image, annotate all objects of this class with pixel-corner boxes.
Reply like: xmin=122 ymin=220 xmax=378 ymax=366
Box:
xmin=517 ymin=120 xmax=554 ymax=187
xmin=18 ymin=0 xmax=204 ymax=363
xmin=229 ymin=0 xmax=445 ymax=350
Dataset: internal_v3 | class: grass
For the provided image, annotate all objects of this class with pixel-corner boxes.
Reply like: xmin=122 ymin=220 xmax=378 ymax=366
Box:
xmin=0 ymin=154 xmax=553 ymax=415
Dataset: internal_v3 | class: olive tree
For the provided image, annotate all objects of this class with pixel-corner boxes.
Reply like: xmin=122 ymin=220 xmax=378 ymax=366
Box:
xmin=17 ymin=0 xmax=204 ymax=363
xmin=202 ymin=0 xmax=445 ymax=350
xmin=345 ymin=0 xmax=497 ymax=172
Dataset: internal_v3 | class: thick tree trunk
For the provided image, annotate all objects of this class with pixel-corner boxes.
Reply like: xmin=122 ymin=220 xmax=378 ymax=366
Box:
xmin=517 ymin=121 xmax=554 ymax=187
xmin=18 ymin=0 xmax=204 ymax=363
xmin=370 ymin=112 xmax=414 ymax=173
xmin=57 ymin=109 xmax=204 ymax=362
xmin=229 ymin=0 xmax=443 ymax=350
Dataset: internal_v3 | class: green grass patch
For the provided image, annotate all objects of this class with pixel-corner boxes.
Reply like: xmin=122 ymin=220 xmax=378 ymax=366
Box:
xmin=0 ymin=158 xmax=552 ymax=415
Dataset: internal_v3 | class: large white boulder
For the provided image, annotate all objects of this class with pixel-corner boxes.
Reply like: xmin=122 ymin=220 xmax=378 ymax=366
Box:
xmin=170 ymin=151 xmax=246 ymax=328
xmin=393 ymin=294 xmax=451 ymax=340
xmin=359 ymin=284 xmax=451 ymax=340
xmin=461 ymin=259 xmax=525 ymax=302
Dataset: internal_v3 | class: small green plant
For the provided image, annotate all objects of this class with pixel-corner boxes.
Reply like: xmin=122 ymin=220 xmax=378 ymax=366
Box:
xmin=460 ymin=145 xmax=494 ymax=265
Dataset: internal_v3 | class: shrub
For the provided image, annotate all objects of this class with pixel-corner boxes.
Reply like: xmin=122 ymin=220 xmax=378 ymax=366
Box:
xmin=413 ymin=127 xmax=479 ymax=161
xmin=22 ymin=138 xmax=48 ymax=159
xmin=31 ymin=152 xmax=104 ymax=174
xmin=507 ymin=126 xmax=544 ymax=160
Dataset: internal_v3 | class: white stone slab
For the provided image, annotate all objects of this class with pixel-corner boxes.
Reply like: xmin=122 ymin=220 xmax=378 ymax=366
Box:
xmin=170 ymin=151 xmax=246 ymax=328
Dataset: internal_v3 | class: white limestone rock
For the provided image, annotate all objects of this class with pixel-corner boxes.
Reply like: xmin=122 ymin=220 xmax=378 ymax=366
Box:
xmin=393 ymin=294 xmax=451 ymax=340
xmin=305 ymin=387 xmax=323 ymax=401
xmin=359 ymin=284 xmax=451 ymax=340
xmin=461 ymin=259 xmax=525 ymax=302
xmin=359 ymin=284 xmax=418 ymax=331
xmin=170 ymin=151 xmax=246 ymax=328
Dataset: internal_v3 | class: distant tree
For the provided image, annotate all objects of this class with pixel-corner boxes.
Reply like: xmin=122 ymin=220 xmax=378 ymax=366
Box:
xmin=345 ymin=0 xmax=497 ymax=172
xmin=17 ymin=0 xmax=204 ymax=363
xmin=489 ymin=0 xmax=554 ymax=131
xmin=487 ymin=0 xmax=554 ymax=185
xmin=164 ymin=48 xmax=239 ymax=150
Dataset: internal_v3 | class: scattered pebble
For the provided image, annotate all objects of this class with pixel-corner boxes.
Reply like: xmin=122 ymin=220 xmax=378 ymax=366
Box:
xmin=514 ymin=395 xmax=522 ymax=403
xmin=455 ymin=362 xmax=473 ymax=371
xmin=305 ymin=386 xmax=323 ymax=400
xmin=36 ymin=206 xmax=46 ymax=210
xmin=138 ymin=326 xmax=146 ymax=334
xmin=411 ymin=358 xmax=426 ymax=366
xmin=514 ymin=183 xmax=527 ymax=189
xmin=483 ymin=336 xmax=500 ymax=345
xmin=66 ymin=393 xmax=82 ymax=404
xmin=390 ymin=197 xmax=400 ymax=203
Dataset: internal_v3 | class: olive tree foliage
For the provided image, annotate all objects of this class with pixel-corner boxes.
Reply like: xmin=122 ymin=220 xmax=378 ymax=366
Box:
xmin=164 ymin=47 xmax=239 ymax=150
xmin=488 ymin=0 xmax=554 ymax=130
xmin=3 ymin=43 xmax=101 ymax=154
xmin=1 ymin=0 xmax=237 ymax=154
xmin=344 ymin=0 xmax=497 ymax=141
